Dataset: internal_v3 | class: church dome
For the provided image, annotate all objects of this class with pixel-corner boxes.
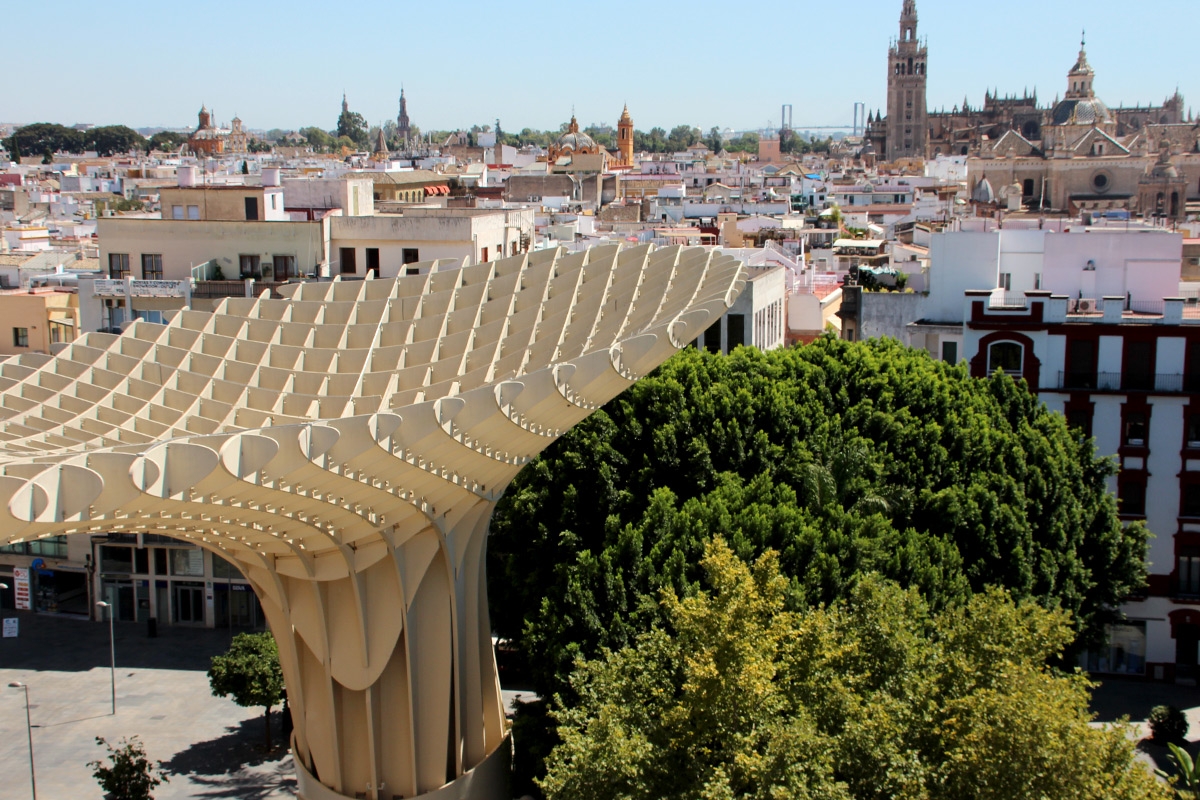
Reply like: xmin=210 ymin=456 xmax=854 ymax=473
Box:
xmin=1051 ymin=96 xmax=1112 ymax=126
xmin=554 ymin=129 xmax=597 ymax=153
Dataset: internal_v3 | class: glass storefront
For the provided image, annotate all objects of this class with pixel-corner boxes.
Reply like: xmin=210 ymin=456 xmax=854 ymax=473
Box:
xmin=90 ymin=540 xmax=263 ymax=630
xmin=1084 ymin=621 xmax=1147 ymax=675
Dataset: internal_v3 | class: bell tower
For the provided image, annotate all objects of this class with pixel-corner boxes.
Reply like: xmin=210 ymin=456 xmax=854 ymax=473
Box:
xmin=617 ymin=104 xmax=634 ymax=166
xmin=885 ymin=0 xmax=928 ymax=161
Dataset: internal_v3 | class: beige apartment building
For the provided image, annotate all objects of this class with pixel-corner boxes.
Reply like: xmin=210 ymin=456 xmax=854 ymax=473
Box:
xmin=0 ymin=287 xmax=79 ymax=356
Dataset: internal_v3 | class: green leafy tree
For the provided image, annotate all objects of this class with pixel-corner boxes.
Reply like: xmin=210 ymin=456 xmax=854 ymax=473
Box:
xmin=299 ymin=126 xmax=334 ymax=151
xmin=84 ymin=125 xmax=146 ymax=156
xmin=667 ymin=124 xmax=700 ymax=151
xmin=707 ymin=126 xmax=722 ymax=153
xmin=89 ymin=735 xmax=168 ymax=800
xmin=207 ymin=632 xmax=285 ymax=749
xmin=336 ymin=109 xmax=369 ymax=148
xmin=7 ymin=122 xmax=84 ymax=157
xmin=9 ymin=137 xmax=19 ymax=162
xmin=725 ymin=131 xmax=759 ymax=153
xmin=146 ymin=131 xmax=187 ymax=153
xmin=542 ymin=539 xmax=1167 ymax=800
xmin=489 ymin=339 xmax=1148 ymax=698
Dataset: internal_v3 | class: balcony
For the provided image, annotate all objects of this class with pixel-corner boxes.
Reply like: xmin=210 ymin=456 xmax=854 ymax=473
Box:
xmin=1054 ymin=371 xmax=1187 ymax=392
xmin=192 ymin=280 xmax=288 ymax=300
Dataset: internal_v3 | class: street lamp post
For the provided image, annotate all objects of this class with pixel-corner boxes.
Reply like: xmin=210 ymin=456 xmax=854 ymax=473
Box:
xmin=95 ymin=600 xmax=115 ymax=715
xmin=9 ymin=681 xmax=36 ymax=800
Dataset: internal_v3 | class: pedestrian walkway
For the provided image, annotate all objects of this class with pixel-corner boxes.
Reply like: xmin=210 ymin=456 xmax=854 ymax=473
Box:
xmin=0 ymin=610 xmax=294 ymax=799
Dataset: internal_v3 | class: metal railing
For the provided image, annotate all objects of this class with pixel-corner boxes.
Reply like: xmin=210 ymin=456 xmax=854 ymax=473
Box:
xmin=192 ymin=280 xmax=288 ymax=300
xmin=987 ymin=292 xmax=1028 ymax=309
xmin=1054 ymin=371 xmax=1190 ymax=392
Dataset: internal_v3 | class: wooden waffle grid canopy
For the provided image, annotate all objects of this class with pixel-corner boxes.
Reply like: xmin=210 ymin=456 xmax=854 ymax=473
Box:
xmin=0 ymin=242 xmax=746 ymax=578
xmin=0 ymin=242 xmax=746 ymax=799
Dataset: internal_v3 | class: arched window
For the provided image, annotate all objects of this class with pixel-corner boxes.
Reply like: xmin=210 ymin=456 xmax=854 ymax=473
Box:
xmin=988 ymin=341 xmax=1023 ymax=374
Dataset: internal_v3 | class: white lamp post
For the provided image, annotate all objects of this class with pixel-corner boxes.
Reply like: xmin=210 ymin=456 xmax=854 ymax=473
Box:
xmin=95 ymin=600 xmax=115 ymax=715
xmin=9 ymin=681 xmax=36 ymax=800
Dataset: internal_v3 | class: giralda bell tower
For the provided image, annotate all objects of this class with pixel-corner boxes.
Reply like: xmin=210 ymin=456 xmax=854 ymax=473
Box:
xmin=885 ymin=0 xmax=928 ymax=161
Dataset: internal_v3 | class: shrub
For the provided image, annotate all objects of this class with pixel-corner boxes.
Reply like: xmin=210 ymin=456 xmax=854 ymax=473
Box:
xmin=1148 ymin=705 xmax=1189 ymax=743
xmin=89 ymin=736 xmax=168 ymax=800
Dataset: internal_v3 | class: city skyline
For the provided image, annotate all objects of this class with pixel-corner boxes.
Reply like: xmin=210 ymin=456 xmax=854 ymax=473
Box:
xmin=4 ymin=0 xmax=1196 ymax=135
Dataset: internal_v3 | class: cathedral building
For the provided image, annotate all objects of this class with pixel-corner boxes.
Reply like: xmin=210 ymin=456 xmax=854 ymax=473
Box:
xmin=187 ymin=105 xmax=249 ymax=156
xmin=866 ymin=2 xmax=1198 ymax=219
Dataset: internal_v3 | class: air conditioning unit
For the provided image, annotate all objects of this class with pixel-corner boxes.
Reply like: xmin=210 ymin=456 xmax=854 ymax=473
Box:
xmin=1070 ymin=298 xmax=1096 ymax=313
xmin=1127 ymin=438 xmax=1144 ymax=447
xmin=1188 ymin=440 xmax=1200 ymax=448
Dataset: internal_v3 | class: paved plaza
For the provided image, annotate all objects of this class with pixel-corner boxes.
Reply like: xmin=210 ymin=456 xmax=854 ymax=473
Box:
xmin=0 ymin=610 xmax=532 ymax=799
xmin=0 ymin=610 xmax=295 ymax=800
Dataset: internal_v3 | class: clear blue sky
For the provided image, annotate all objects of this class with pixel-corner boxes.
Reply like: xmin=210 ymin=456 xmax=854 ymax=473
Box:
xmin=4 ymin=0 xmax=1194 ymax=134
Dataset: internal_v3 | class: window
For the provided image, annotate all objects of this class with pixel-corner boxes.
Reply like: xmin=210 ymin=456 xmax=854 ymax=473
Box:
xmin=135 ymin=310 xmax=164 ymax=324
xmin=1033 ymin=273 xmax=1042 ymax=290
xmin=270 ymin=194 xmax=277 ymax=210
xmin=1123 ymin=412 xmax=1147 ymax=446
xmin=1084 ymin=622 xmax=1146 ymax=675
xmin=272 ymin=255 xmax=295 ymax=282
xmin=170 ymin=548 xmax=205 ymax=577
xmin=244 ymin=196 xmax=259 ymax=220
xmin=1067 ymin=338 xmax=1097 ymax=389
xmin=12 ymin=328 xmax=28 ymax=348
xmin=703 ymin=321 xmax=722 ymax=353
xmin=212 ymin=553 xmax=244 ymax=580
xmin=1187 ymin=415 xmax=1200 ymax=447
xmin=187 ymin=205 xmax=200 ymax=220
xmin=1123 ymin=340 xmax=1155 ymax=391
xmin=727 ymin=314 xmax=745 ymax=349
xmin=239 ymin=254 xmax=261 ymax=279
xmin=172 ymin=205 xmax=184 ymax=220
xmin=1119 ymin=481 xmax=1146 ymax=516
xmin=1066 ymin=408 xmax=1092 ymax=435
xmin=108 ymin=253 xmax=130 ymax=279
xmin=1184 ymin=483 xmax=1200 ymax=518
xmin=402 ymin=248 xmax=419 ymax=265
xmin=339 ymin=247 xmax=357 ymax=275
xmin=100 ymin=545 xmax=133 ymax=573
xmin=998 ymin=272 xmax=1012 ymax=291
xmin=987 ymin=341 xmax=1022 ymax=373
xmin=941 ymin=341 xmax=958 ymax=364
xmin=141 ymin=253 xmax=163 ymax=279
xmin=1179 ymin=548 xmax=1200 ymax=596
xmin=366 ymin=247 xmax=380 ymax=277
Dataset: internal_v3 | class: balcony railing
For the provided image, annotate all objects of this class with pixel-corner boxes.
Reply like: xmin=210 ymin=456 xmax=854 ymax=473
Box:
xmin=1054 ymin=371 xmax=1191 ymax=392
xmin=192 ymin=280 xmax=287 ymax=300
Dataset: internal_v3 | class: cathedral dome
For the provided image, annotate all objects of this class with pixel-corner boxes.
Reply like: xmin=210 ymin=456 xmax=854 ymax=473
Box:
xmin=1051 ymin=96 xmax=1112 ymax=126
xmin=554 ymin=130 xmax=597 ymax=153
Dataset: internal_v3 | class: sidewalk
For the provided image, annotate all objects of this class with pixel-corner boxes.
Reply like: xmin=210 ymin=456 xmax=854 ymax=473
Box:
xmin=0 ymin=610 xmax=294 ymax=799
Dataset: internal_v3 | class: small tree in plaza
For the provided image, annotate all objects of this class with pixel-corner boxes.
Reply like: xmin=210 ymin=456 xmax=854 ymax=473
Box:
xmin=207 ymin=631 xmax=285 ymax=749
xmin=89 ymin=735 xmax=168 ymax=800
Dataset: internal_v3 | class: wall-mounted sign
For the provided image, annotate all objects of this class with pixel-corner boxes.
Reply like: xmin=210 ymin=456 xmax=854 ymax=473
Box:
xmin=2 ymin=618 xmax=17 ymax=638
xmin=12 ymin=568 xmax=30 ymax=611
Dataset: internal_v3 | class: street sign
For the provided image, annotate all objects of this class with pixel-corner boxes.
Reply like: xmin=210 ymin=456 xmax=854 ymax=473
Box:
xmin=2 ymin=618 xmax=16 ymax=638
xmin=12 ymin=568 xmax=30 ymax=611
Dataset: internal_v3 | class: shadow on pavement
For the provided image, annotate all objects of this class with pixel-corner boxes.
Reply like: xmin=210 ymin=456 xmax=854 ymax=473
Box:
xmin=1089 ymin=676 xmax=1200 ymax=723
xmin=182 ymin=761 xmax=297 ymax=800
xmin=1136 ymin=738 xmax=1200 ymax=779
xmin=0 ymin=609 xmax=254 ymax=672
xmin=162 ymin=712 xmax=285 ymax=777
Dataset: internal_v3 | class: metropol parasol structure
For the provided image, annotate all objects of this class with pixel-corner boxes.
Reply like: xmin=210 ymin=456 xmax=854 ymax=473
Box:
xmin=0 ymin=243 xmax=745 ymax=800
